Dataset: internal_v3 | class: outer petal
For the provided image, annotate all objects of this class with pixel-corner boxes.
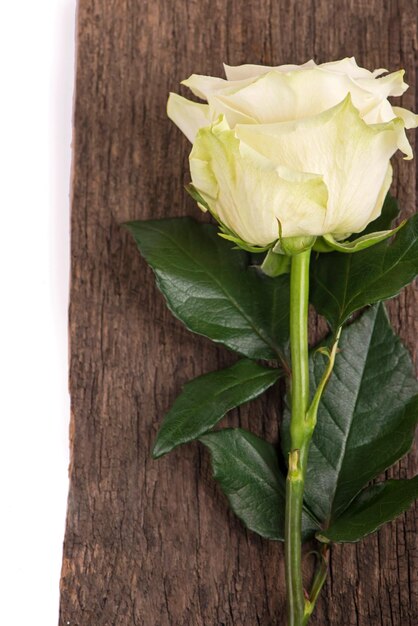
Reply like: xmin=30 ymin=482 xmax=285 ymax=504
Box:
xmin=181 ymin=74 xmax=229 ymax=100
xmin=355 ymin=70 xmax=408 ymax=123
xmin=375 ymin=69 xmax=408 ymax=97
xmin=363 ymin=163 xmax=393 ymax=229
xmin=189 ymin=118 xmax=328 ymax=246
xmin=392 ymin=106 xmax=418 ymax=129
xmin=318 ymin=57 xmax=385 ymax=80
xmin=167 ymin=93 xmax=212 ymax=142
xmin=235 ymin=95 xmax=403 ymax=236
xmin=181 ymin=73 xmax=260 ymax=100
xmin=223 ymin=63 xmax=276 ymax=81
xmin=223 ymin=59 xmax=316 ymax=81
xmin=207 ymin=95 xmax=258 ymax=126
xmin=201 ymin=68 xmax=404 ymax=125
xmin=224 ymin=57 xmax=386 ymax=82
xmin=212 ymin=69 xmax=355 ymax=123
xmin=182 ymin=63 xmax=414 ymax=131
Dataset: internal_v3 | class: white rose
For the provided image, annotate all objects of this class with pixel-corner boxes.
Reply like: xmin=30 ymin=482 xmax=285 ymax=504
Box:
xmin=167 ymin=58 xmax=418 ymax=247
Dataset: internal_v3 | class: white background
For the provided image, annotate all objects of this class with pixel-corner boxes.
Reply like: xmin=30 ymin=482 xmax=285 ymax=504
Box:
xmin=0 ymin=2 xmax=74 ymax=624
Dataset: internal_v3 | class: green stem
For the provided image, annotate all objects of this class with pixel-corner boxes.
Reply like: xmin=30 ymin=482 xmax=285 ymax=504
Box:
xmin=285 ymin=247 xmax=342 ymax=624
xmin=285 ymin=249 xmax=311 ymax=626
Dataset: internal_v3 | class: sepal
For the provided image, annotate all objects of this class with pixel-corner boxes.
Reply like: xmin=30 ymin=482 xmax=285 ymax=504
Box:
xmin=260 ymin=249 xmax=291 ymax=277
xmin=313 ymin=221 xmax=405 ymax=254
xmin=273 ymin=224 xmax=316 ymax=256
xmin=218 ymin=229 xmax=271 ymax=253
xmin=185 ymin=182 xmax=210 ymax=212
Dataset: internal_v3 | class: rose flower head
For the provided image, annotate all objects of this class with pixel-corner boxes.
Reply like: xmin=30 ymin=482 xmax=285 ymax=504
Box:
xmin=168 ymin=58 xmax=418 ymax=251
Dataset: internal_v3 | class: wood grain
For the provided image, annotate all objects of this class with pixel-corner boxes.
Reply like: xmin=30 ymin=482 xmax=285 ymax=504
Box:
xmin=60 ymin=1 xmax=418 ymax=624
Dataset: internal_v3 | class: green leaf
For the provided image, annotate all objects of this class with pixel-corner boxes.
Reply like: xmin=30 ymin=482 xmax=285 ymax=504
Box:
xmin=282 ymin=305 xmax=418 ymax=528
xmin=311 ymin=213 xmax=418 ymax=329
xmin=200 ymin=428 xmax=319 ymax=541
xmin=317 ymin=477 xmax=418 ymax=543
xmin=152 ymin=359 xmax=281 ymax=458
xmin=126 ymin=218 xmax=290 ymax=360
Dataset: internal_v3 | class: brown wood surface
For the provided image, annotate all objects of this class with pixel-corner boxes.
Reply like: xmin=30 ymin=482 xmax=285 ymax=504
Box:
xmin=60 ymin=1 xmax=418 ymax=624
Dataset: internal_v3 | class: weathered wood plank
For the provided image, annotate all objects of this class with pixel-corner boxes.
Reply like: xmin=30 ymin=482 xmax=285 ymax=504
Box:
xmin=60 ymin=1 xmax=417 ymax=624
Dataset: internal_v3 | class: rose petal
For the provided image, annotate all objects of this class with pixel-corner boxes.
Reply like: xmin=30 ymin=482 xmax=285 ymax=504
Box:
xmin=190 ymin=117 xmax=328 ymax=245
xmin=167 ymin=93 xmax=211 ymax=142
xmin=235 ymin=95 xmax=401 ymax=235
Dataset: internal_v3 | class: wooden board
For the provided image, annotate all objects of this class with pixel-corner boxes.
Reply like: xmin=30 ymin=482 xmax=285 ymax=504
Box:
xmin=60 ymin=1 xmax=418 ymax=624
